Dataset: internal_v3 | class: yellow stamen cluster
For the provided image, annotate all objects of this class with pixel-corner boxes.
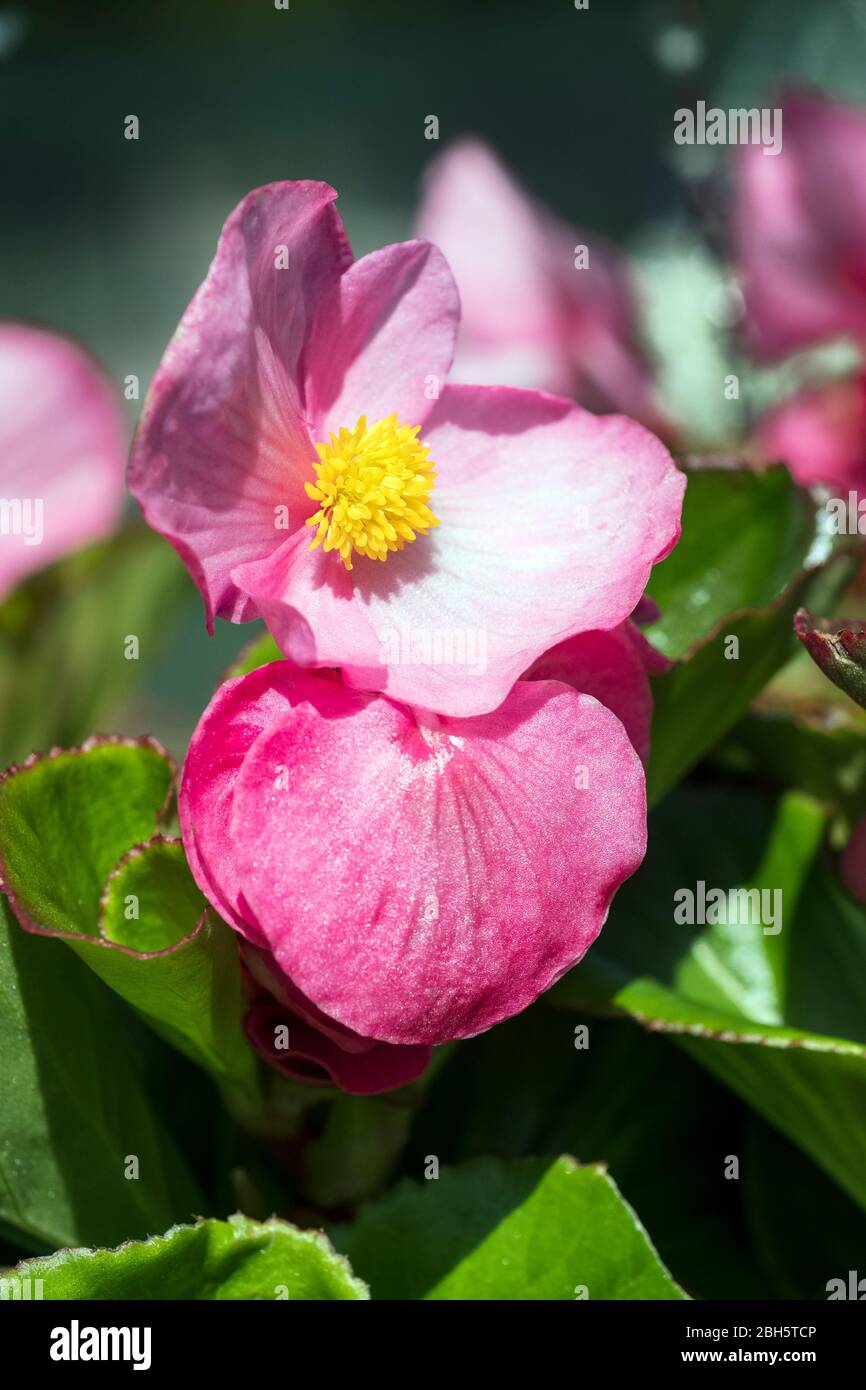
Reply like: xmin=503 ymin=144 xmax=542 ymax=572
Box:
xmin=305 ymin=414 xmax=439 ymax=570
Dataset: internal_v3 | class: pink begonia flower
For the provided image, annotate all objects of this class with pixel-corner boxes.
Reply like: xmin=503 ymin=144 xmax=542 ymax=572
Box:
xmin=756 ymin=373 xmax=866 ymax=493
xmin=734 ymin=90 xmax=866 ymax=359
xmin=0 ymin=323 xmax=126 ymax=600
xmin=179 ymin=660 xmax=646 ymax=1047
xmin=417 ymin=140 xmax=665 ymax=426
xmin=241 ymin=940 xmax=431 ymax=1094
xmin=129 ymin=180 xmax=684 ymax=718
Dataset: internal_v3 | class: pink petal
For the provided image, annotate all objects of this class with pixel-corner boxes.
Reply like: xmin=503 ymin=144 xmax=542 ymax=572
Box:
xmin=205 ymin=663 xmax=646 ymax=1045
xmin=418 ymin=139 xmax=660 ymax=422
xmin=233 ymin=385 xmax=684 ymax=717
xmin=241 ymin=943 xmax=430 ymax=1094
xmin=0 ymin=324 xmax=126 ymax=599
xmin=128 ymin=182 xmax=352 ymax=627
xmin=734 ymin=91 xmax=866 ymax=359
xmin=756 ymin=373 xmax=866 ymax=493
xmin=524 ymin=622 xmax=655 ymax=764
xmin=303 ymin=240 xmax=459 ymax=440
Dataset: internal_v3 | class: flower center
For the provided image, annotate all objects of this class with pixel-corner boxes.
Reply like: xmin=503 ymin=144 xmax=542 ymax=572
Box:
xmin=304 ymin=414 xmax=439 ymax=571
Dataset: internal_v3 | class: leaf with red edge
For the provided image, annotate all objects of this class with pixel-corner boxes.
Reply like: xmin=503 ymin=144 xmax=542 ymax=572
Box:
xmin=0 ymin=738 xmax=260 ymax=1107
xmin=795 ymin=607 xmax=866 ymax=711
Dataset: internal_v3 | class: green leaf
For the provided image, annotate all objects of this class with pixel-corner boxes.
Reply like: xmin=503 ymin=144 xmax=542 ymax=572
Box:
xmin=645 ymin=466 xmax=815 ymax=661
xmin=550 ymin=786 xmax=866 ymax=1212
xmin=408 ymin=1009 xmax=770 ymax=1298
xmin=719 ymin=707 xmax=866 ymax=828
xmin=642 ymin=465 xmax=850 ymax=804
xmin=334 ymin=1156 xmax=686 ymax=1300
xmin=0 ymin=738 xmax=174 ymax=938
xmin=0 ymin=898 xmax=203 ymax=1252
xmin=75 ymin=914 xmax=259 ymax=1101
xmin=718 ymin=640 xmax=866 ymax=825
xmin=0 ymin=740 xmax=259 ymax=1103
xmin=647 ymin=585 xmax=810 ymax=805
xmin=100 ymin=836 xmax=205 ymax=952
xmin=6 ymin=1214 xmax=368 ymax=1300
xmin=0 ymin=525 xmax=191 ymax=767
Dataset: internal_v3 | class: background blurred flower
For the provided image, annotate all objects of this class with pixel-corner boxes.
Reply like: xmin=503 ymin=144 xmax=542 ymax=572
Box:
xmin=179 ymin=660 xmax=646 ymax=1047
xmin=417 ymin=139 xmax=665 ymax=428
xmin=755 ymin=372 xmax=866 ymax=492
xmin=734 ymin=89 xmax=866 ymax=359
xmin=0 ymin=323 xmax=127 ymax=601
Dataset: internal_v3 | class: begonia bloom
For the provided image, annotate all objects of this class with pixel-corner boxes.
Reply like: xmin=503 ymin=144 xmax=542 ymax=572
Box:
xmin=756 ymin=373 xmax=866 ymax=494
xmin=129 ymin=180 xmax=684 ymax=718
xmin=734 ymin=90 xmax=866 ymax=359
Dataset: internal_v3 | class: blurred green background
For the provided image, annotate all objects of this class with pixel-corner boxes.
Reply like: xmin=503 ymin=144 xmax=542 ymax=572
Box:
xmin=3 ymin=0 xmax=866 ymax=755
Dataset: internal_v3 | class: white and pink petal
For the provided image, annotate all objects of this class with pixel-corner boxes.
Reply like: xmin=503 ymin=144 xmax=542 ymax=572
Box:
xmin=303 ymin=240 xmax=459 ymax=441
